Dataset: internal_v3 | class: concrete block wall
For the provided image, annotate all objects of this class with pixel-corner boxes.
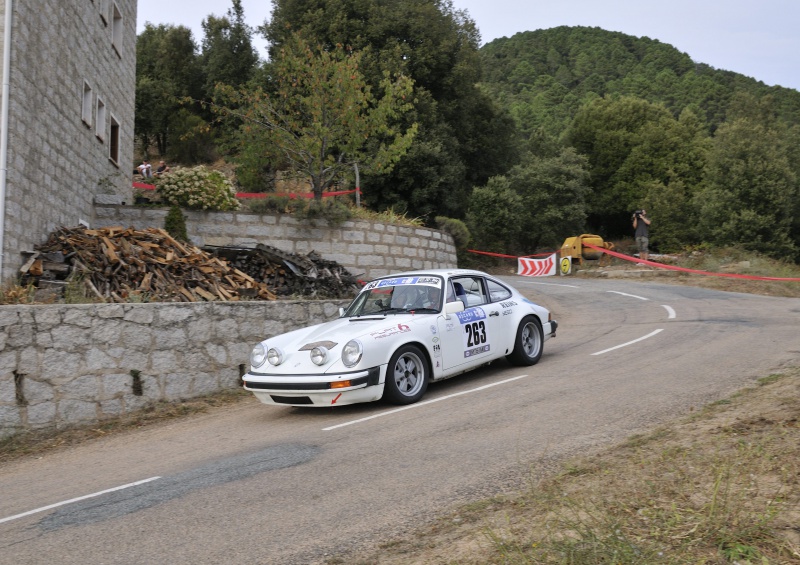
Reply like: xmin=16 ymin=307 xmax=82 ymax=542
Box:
xmin=0 ymin=299 xmax=348 ymax=439
xmin=93 ymin=203 xmax=458 ymax=280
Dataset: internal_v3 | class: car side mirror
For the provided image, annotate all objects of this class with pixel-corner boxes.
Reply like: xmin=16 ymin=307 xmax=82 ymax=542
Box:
xmin=338 ymin=307 xmax=346 ymax=317
xmin=444 ymin=300 xmax=464 ymax=318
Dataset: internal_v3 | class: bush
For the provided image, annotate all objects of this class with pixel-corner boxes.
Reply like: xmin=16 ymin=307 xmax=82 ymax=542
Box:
xmin=293 ymin=199 xmax=352 ymax=226
xmin=435 ymin=216 xmax=471 ymax=249
xmin=244 ymin=195 xmax=293 ymax=214
xmin=164 ymin=205 xmax=188 ymax=242
xmin=155 ymin=166 xmax=240 ymax=211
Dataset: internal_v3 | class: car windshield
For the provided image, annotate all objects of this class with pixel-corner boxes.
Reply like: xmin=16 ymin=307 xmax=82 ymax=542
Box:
xmin=343 ymin=276 xmax=444 ymax=316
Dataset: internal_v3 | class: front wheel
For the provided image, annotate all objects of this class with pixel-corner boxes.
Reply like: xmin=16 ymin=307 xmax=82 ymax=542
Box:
xmin=507 ymin=316 xmax=543 ymax=366
xmin=383 ymin=345 xmax=429 ymax=405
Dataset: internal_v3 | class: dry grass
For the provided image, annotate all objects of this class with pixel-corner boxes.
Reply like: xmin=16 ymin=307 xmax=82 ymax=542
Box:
xmin=345 ymin=370 xmax=800 ymax=564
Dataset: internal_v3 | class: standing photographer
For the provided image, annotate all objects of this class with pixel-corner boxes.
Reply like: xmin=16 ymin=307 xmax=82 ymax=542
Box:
xmin=632 ymin=209 xmax=651 ymax=262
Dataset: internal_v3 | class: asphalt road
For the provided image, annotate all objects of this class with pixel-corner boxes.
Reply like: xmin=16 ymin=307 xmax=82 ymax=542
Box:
xmin=1 ymin=276 xmax=799 ymax=564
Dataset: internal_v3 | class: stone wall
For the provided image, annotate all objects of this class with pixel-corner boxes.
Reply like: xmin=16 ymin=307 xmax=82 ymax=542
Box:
xmin=0 ymin=300 xmax=348 ymax=439
xmin=0 ymin=205 xmax=459 ymax=438
xmin=1 ymin=0 xmax=137 ymax=277
xmin=93 ymin=202 xmax=458 ymax=280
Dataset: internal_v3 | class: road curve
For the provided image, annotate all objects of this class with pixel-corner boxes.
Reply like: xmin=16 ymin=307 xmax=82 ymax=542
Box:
xmin=1 ymin=277 xmax=798 ymax=564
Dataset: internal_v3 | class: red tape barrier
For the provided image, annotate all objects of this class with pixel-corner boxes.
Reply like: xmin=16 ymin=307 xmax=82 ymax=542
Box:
xmin=133 ymin=182 xmax=360 ymax=200
xmin=467 ymin=249 xmax=554 ymax=259
xmin=582 ymin=242 xmax=800 ymax=282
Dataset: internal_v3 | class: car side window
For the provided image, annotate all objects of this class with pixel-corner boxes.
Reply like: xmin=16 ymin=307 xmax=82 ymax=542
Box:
xmin=450 ymin=276 xmax=488 ymax=307
xmin=486 ymin=279 xmax=512 ymax=303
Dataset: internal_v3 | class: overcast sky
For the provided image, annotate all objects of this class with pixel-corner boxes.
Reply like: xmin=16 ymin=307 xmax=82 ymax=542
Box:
xmin=136 ymin=0 xmax=800 ymax=91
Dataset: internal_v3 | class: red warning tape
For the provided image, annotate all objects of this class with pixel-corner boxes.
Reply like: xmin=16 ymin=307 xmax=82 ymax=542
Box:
xmin=132 ymin=182 xmax=361 ymax=200
xmin=582 ymin=242 xmax=800 ymax=282
xmin=467 ymin=249 xmax=554 ymax=259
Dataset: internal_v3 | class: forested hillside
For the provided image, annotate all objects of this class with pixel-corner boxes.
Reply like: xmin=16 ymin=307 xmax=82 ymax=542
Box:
xmin=134 ymin=2 xmax=800 ymax=263
xmin=473 ymin=26 xmax=800 ymax=258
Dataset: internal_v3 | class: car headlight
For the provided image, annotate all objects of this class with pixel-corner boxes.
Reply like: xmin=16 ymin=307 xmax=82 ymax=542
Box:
xmin=341 ymin=339 xmax=363 ymax=368
xmin=267 ymin=347 xmax=285 ymax=366
xmin=310 ymin=346 xmax=329 ymax=366
xmin=250 ymin=343 xmax=267 ymax=368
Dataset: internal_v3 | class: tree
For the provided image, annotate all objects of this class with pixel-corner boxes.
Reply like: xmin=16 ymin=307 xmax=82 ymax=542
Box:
xmin=695 ymin=118 xmax=797 ymax=260
xmin=135 ymin=24 xmax=202 ymax=156
xmin=201 ymin=0 xmax=259 ymax=97
xmin=508 ymin=148 xmax=591 ymax=252
xmin=215 ymin=34 xmax=418 ymax=200
xmin=465 ymin=176 xmax=524 ymax=253
xmin=262 ymin=0 xmax=519 ymax=220
xmin=566 ymin=96 xmax=709 ymax=237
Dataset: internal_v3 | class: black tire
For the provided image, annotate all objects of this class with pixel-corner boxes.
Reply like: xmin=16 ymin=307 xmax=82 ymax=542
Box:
xmin=383 ymin=345 xmax=429 ymax=405
xmin=507 ymin=316 xmax=543 ymax=366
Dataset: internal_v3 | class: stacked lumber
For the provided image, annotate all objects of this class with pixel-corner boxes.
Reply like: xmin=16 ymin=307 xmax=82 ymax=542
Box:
xmin=203 ymin=244 xmax=361 ymax=299
xmin=27 ymin=226 xmax=276 ymax=302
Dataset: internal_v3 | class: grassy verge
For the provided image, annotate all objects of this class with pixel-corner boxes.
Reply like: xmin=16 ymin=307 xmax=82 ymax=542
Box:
xmin=345 ymin=369 xmax=800 ymax=564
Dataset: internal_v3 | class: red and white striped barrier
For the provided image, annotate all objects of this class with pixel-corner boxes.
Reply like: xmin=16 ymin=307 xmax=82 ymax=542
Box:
xmin=517 ymin=253 xmax=557 ymax=277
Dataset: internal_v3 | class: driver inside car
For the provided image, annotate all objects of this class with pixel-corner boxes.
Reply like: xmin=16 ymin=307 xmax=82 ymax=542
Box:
xmin=390 ymin=285 xmax=441 ymax=310
xmin=415 ymin=286 xmax=441 ymax=309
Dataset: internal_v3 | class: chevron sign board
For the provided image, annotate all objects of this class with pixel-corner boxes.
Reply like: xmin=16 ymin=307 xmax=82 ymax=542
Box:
xmin=517 ymin=254 xmax=557 ymax=277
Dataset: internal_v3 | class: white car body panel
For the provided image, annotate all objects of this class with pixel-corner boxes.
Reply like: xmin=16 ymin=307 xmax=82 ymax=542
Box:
xmin=243 ymin=269 xmax=557 ymax=407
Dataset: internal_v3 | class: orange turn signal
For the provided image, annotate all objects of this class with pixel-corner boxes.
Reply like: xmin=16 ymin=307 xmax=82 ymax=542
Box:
xmin=331 ymin=380 xmax=352 ymax=389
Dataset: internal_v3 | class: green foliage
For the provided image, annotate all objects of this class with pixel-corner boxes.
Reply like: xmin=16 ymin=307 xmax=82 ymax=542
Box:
xmin=434 ymin=216 xmax=470 ymax=249
xmin=135 ymin=23 xmax=203 ymax=157
xmin=465 ymin=176 xmax=524 ymax=253
xmin=243 ymin=196 xmax=294 ymax=214
xmin=200 ymin=0 xmax=259 ymax=98
xmin=292 ymin=198 xmax=353 ymax=226
xmin=155 ymin=166 xmax=240 ymax=211
xmin=167 ymin=108 xmax=216 ymax=164
xmin=566 ymin=96 xmax=710 ymax=237
xmin=214 ymin=33 xmax=417 ymax=200
xmin=695 ymin=117 xmax=798 ymax=260
xmin=509 ymin=148 xmax=591 ymax=252
xmin=264 ymin=0 xmax=518 ymax=220
xmin=164 ymin=205 xmax=189 ymax=242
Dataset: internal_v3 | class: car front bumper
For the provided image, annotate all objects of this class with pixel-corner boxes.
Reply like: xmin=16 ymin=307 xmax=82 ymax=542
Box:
xmin=243 ymin=366 xmax=384 ymax=407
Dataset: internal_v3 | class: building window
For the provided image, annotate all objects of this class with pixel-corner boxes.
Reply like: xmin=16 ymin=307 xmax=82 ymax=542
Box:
xmin=109 ymin=114 xmax=120 ymax=165
xmin=99 ymin=0 xmax=108 ymax=25
xmin=96 ymin=97 xmax=106 ymax=141
xmin=112 ymin=3 xmax=123 ymax=57
xmin=82 ymin=81 xmax=93 ymax=127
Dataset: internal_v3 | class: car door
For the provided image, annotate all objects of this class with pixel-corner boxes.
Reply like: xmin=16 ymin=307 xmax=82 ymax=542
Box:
xmin=437 ymin=276 xmax=503 ymax=372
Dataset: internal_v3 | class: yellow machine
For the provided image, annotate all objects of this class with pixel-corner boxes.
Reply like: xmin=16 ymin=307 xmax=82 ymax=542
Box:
xmin=560 ymin=234 xmax=614 ymax=267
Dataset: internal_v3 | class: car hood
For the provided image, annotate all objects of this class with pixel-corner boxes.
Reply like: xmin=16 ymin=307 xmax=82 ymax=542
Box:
xmin=255 ymin=313 xmax=433 ymax=374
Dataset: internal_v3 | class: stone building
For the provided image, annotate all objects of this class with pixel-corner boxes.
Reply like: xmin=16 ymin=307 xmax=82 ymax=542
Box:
xmin=0 ymin=0 xmax=137 ymax=281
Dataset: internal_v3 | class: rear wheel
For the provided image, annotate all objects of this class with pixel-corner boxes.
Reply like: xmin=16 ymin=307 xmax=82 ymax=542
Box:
xmin=507 ymin=316 xmax=543 ymax=366
xmin=383 ymin=345 xmax=429 ymax=404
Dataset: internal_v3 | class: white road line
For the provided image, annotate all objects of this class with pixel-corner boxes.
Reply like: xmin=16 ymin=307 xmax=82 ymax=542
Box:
xmin=607 ymin=290 xmax=649 ymax=300
xmin=323 ymin=375 xmax=529 ymax=431
xmin=591 ymin=329 xmax=664 ymax=356
xmin=662 ymin=305 xmax=676 ymax=319
xmin=0 ymin=477 xmax=161 ymax=525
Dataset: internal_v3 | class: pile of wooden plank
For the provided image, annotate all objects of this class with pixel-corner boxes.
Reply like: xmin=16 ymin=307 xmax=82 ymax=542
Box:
xmin=204 ymin=243 xmax=362 ymax=299
xmin=25 ymin=226 xmax=276 ymax=302
xmin=23 ymin=226 xmax=362 ymax=303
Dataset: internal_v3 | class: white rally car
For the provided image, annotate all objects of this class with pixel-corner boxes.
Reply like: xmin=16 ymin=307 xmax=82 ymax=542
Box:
xmin=243 ymin=269 xmax=557 ymax=407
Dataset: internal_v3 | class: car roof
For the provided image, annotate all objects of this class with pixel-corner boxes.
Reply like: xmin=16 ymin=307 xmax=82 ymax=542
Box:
xmin=370 ymin=269 xmax=491 ymax=280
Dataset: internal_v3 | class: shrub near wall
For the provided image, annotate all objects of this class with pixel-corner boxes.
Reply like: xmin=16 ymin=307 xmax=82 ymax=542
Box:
xmin=0 ymin=299 xmax=347 ymax=439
